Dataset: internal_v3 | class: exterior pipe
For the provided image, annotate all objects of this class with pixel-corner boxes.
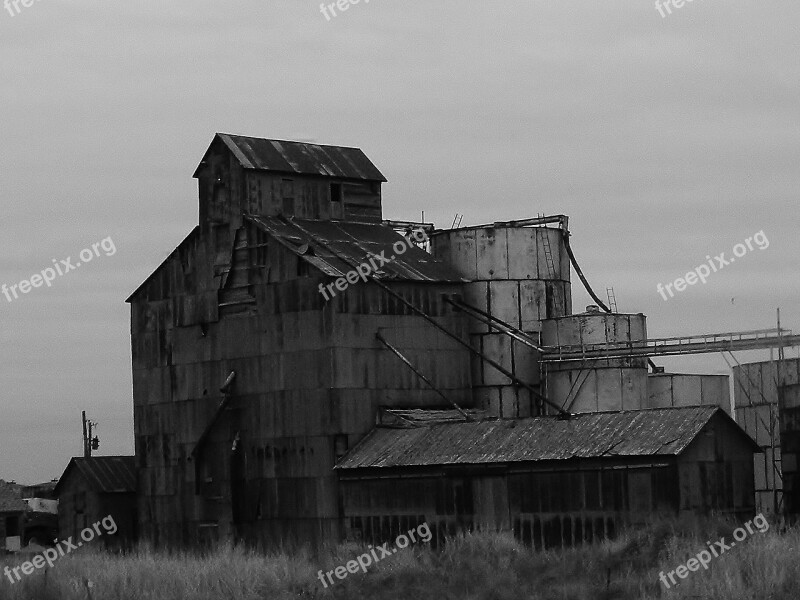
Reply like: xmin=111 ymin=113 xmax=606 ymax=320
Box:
xmin=286 ymin=218 xmax=570 ymax=418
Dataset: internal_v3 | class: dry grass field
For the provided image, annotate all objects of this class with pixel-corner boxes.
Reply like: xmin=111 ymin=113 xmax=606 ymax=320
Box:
xmin=0 ymin=516 xmax=797 ymax=600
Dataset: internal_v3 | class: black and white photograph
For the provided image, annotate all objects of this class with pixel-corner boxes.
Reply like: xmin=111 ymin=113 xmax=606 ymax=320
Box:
xmin=1 ymin=2 xmax=798 ymax=598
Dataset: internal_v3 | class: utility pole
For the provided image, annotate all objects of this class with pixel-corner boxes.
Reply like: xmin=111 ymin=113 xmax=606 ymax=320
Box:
xmin=82 ymin=411 xmax=89 ymax=457
xmin=82 ymin=411 xmax=99 ymax=458
xmin=777 ymin=308 xmax=785 ymax=516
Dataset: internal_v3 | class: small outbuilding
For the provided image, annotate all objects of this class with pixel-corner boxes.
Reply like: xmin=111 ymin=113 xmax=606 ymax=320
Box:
xmin=0 ymin=480 xmax=26 ymax=551
xmin=0 ymin=480 xmax=58 ymax=551
xmin=336 ymin=406 xmax=760 ymax=549
xmin=55 ymin=456 xmax=137 ymax=548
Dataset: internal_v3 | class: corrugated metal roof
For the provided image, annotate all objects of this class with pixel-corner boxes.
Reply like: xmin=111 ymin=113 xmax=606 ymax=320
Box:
xmin=56 ymin=456 xmax=136 ymax=494
xmin=211 ymin=134 xmax=387 ymax=181
xmin=248 ymin=216 xmax=466 ymax=283
xmin=337 ymin=406 xmax=748 ymax=469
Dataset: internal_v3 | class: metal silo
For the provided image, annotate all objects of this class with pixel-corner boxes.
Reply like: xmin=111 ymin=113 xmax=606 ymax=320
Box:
xmin=647 ymin=373 xmax=731 ymax=413
xmin=541 ymin=307 xmax=648 ymax=413
xmin=431 ymin=221 xmax=571 ymax=418
xmin=732 ymin=357 xmax=800 ymax=515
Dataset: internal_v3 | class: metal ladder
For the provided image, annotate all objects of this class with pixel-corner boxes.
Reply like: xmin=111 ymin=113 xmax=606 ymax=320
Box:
xmin=606 ymin=287 xmax=618 ymax=312
xmin=538 ymin=213 xmax=557 ymax=278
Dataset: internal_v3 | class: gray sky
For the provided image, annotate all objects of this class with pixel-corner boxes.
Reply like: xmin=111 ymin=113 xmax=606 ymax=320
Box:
xmin=1 ymin=1 xmax=798 ymax=483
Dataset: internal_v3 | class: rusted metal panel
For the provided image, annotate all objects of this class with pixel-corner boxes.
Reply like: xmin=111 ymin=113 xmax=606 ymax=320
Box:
xmin=479 ymin=335 xmax=513 ymax=386
xmin=676 ymin=414 xmax=758 ymax=514
xmin=780 ymin=383 xmax=800 ymax=512
xmin=430 ymin=229 xmax=479 ymax=279
xmin=487 ymin=281 xmax=520 ymax=326
xmin=753 ymin=404 xmax=774 ymax=446
xmin=211 ymin=134 xmax=387 ymax=182
xmin=340 ymin=462 xmax=689 ymax=550
xmin=506 ymin=229 xmax=539 ymax=280
xmin=647 ymin=374 xmax=730 ymax=413
xmin=547 ymin=367 xmax=646 ymax=413
xmin=248 ymin=216 xmax=464 ymax=283
xmin=519 ymin=280 xmax=547 ymax=330
xmin=733 ymin=359 xmax=800 ymax=412
xmin=335 ymin=407 xmax=752 ymax=470
xmin=431 ymin=226 xmax=572 ymax=418
xmin=130 ymin=230 xmax=473 ymax=549
xmin=432 ymin=226 xmax=570 ymax=283
xmin=596 ymin=370 xmax=625 ymax=411
xmin=475 ymin=228 xmax=509 ymax=280
xmin=671 ymin=374 xmax=703 ymax=404
xmin=544 ymin=311 xmax=647 ymax=349
xmin=127 ymin=229 xmax=204 ymax=303
xmin=543 ymin=311 xmax=649 ymax=413
xmin=511 ymin=338 xmax=540 ymax=383
xmin=245 ymin=172 xmax=380 ymax=223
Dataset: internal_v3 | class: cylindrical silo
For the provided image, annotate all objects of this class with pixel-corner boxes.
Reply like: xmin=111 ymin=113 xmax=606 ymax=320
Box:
xmin=431 ymin=224 xmax=571 ymax=418
xmin=541 ymin=307 xmax=648 ymax=413
xmin=732 ymin=358 xmax=800 ymax=515
xmin=646 ymin=373 xmax=730 ymax=413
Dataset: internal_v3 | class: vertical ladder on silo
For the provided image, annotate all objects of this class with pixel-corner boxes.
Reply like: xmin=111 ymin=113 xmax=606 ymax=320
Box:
xmin=538 ymin=213 xmax=557 ymax=278
xmin=606 ymin=287 xmax=618 ymax=313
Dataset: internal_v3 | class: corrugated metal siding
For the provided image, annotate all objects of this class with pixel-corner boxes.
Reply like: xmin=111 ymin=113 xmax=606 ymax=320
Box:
xmin=732 ymin=359 xmax=800 ymax=514
xmin=216 ymin=134 xmax=387 ymax=182
xmin=247 ymin=216 xmax=465 ymax=283
xmin=129 ymin=215 xmax=473 ymax=548
xmin=337 ymin=407 xmax=728 ymax=469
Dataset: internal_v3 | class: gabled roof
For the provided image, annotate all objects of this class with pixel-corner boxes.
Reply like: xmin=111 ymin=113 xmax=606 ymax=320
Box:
xmin=55 ymin=456 xmax=136 ymax=495
xmin=194 ymin=133 xmax=387 ymax=182
xmin=336 ymin=406 xmax=759 ymax=470
xmin=248 ymin=216 xmax=466 ymax=283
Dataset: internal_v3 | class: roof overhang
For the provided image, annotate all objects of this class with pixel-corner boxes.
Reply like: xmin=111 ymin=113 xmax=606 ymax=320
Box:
xmin=193 ymin=133 xmax=387 ymax=182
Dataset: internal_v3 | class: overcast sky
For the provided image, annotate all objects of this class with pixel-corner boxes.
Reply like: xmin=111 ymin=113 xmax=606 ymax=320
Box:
xmin=0 ymin=1 xmax=798 ymax=483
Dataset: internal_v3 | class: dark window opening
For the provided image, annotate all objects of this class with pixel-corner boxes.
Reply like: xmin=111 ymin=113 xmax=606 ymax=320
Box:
xmin=6 ymin=517 xmax=19 ymax=537
xmin=334 ymin=435 xmax=348 ymax=462
xmin=330 ymin=183 xmax=343 ymax=203
xmin=282 ymin=179 xmax=295 ymax=216
xmin=297 ymin=257 xmax=309 ymax=278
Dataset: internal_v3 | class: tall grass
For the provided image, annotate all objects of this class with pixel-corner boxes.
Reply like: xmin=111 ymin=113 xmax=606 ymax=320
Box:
xmin=1 ymin=516 xmax=798 ymax=599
